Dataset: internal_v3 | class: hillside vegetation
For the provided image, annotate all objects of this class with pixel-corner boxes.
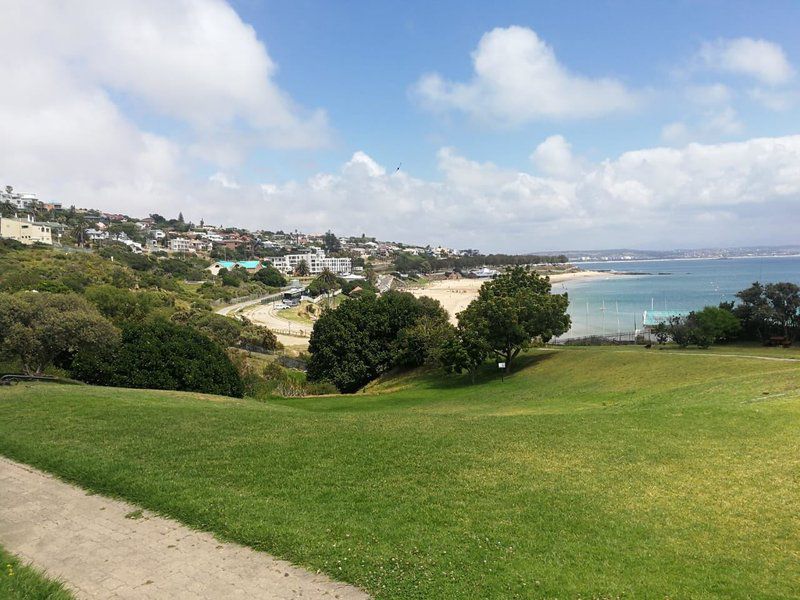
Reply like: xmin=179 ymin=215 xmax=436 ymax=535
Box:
xmin=1 ymin=346 xmax=799 ymax=598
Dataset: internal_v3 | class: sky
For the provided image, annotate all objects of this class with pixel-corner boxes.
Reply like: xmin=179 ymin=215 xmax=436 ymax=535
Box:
xmin=1 ymin=0 xmax=799 ymax=252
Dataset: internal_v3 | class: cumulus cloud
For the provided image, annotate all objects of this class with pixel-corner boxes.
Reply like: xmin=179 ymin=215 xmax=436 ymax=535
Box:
xmin=698 ymin=38 xmax=795 ymax=85
xmin=192 ymin=135 xmax=800 ymax=251
xmin=413 ymin=26 xmax=639 ymax=123
xmin=661 ymin=106 xmax=744 ymax=145
xmin=0 ymin=0 xmax=328 ymax=215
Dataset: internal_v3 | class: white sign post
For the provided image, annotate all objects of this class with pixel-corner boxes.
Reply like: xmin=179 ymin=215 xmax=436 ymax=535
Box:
xmin=498 ymin=362 xmax=506 ymax=381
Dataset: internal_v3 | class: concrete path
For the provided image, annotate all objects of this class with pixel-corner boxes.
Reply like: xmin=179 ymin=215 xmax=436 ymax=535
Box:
xmin=0 ymin=456 xmax=369 ymax=600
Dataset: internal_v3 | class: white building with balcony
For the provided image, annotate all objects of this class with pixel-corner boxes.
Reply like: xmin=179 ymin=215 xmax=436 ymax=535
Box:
xmin=268 ymin=249 xmax=351 ymax=275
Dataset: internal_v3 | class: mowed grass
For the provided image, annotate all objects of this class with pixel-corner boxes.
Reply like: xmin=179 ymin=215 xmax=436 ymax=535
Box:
xmin=1 ymin=347 xmax=800 ymax=598
xmin=0 ymin=546 xmax=74 ymax=599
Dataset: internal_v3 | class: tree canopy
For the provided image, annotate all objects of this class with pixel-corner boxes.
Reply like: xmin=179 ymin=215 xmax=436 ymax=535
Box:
xmin=456 ymin=267 xmax=570 ymax=371
xmin=307 ymin=291 xmax=449 ymax=392
xmin=72 ymin=319 xmax=243 ymax=397
xmin=0 ymin=292 xmax=119 ymax=374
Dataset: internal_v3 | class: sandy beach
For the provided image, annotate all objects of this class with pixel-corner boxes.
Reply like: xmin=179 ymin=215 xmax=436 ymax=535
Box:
xmin=409 ymin=270 xmax=612 ymax=324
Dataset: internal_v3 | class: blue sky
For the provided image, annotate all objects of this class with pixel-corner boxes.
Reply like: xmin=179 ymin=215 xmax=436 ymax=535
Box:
xmin=228 ymin=0 xmax=800 ymax=180
xmin=2 ymin=0 xmax=799 ymax=251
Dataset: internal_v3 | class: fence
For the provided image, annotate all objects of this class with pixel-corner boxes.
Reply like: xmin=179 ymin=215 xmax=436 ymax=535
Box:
xmin=551 ymin=332 xmax=642 ymax=346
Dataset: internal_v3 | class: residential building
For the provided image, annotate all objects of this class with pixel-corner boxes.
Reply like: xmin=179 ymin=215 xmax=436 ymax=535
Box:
xmin=85 ymin=228 xmax=109 ymax=241
xmin=267 ymin=249 xmax=351 ymax=275
xmin=169 ymin=238 xmax=193 ymax=253
xmin=0 ymin=189 xmax=39 ymax=210
xmin=0 ymin=215 xmax=53 ymax=245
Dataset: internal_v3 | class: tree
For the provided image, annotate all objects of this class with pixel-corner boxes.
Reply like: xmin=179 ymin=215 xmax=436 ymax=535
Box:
xmin=394 ymin=316 xmax=456 ymax=368
xmin=734 ymin=281 xmax=800 ymax=341
xmin=307 ymin=291 xmax=449 ymax=392
xmin=764 ymin=282 xmax=800 ymax=340
xmin=687 ymin=306 xmax=741 ymax=348
xmin=734 ymin=282 xmax=771 ymax=340
xmin=177 ymin=211 xmax=184 ymax=224
xmin=307 ymin=269 xmax=341 ymax=297
xmin=294 ymin=260 xmax=310 ymax=276
xmin=667 ymin=316 xmax=692 ymax=348
xmin=439 ymin=323 xmax=491 ymax=383
xmin=456 ymin=267 xmax=570 ymax=371
xmin=253 ymin=265 xmax=287 ymax=287
xmin=174 ymin=311 xmax=242 ymax=348
xmin=323 ymin=231 xmax=341 ymax=254
xmin=666 ymin=307 xmax=740 ymax=349
xmin=238 ymin=323 xmax=279 ymax=353
xmin=72 ymin=319 xmax=243 ymax=397
xmin=85 ymin=285 xmax=173 ymax=325
xmin=652 ymin=322 xmax=670 ymax=344
xmin=0 ymin=292 xmax=119 ymax=374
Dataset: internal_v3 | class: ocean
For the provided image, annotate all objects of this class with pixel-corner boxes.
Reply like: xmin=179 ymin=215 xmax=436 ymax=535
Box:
xmin=556 ymin=256 xmax=800 ymax=338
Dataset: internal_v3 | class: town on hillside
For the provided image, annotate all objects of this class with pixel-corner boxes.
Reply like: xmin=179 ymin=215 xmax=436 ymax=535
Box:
xmin=0 ymin=184 xmax=565 ymax=280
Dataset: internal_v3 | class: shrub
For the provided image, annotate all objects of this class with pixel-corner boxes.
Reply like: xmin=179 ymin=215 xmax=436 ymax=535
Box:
xmin=72 ymin=319 xmax=243 ymax=397
xmin=307 ymin=291 xmax=449 ymax=392
xmin=0 ymin=292 xmax=119 ymax=374
xmin=253 ymin=265 xmax=287 ymax=288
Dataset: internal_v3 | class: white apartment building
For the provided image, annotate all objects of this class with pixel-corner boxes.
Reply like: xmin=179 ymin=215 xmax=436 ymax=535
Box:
xmin=1 ymin=189 xmax=39 ymax=210
xmin=169 ymin=238 xmax=192 ymax=253
xmin=268 ymin=248 xmax=352 ymax=275
xmin=0 ymin=215 xmax=52 ymax=245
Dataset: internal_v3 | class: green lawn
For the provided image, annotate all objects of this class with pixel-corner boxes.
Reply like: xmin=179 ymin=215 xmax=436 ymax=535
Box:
xmin=1 ymin=346 xmax=799 ymax=598
xmin=0 ymin=546 xmax=73 ymax=600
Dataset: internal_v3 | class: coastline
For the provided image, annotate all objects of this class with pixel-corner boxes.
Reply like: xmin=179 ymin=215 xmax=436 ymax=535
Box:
xmin=409 ymin=269 xmax=613 ymax=323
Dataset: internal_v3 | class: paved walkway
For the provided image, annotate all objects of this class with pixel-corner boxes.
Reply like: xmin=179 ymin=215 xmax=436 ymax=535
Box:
xmin=0 ymin=457 xmax=369 ymax=599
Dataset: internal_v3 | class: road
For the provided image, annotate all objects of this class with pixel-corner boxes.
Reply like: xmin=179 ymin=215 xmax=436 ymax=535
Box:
xmin=215 ymin=292 xmax=311 ymax=349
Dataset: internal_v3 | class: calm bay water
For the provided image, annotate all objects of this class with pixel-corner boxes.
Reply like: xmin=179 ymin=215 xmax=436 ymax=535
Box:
xmin=557 ymin=256 xmax=800 ymax=338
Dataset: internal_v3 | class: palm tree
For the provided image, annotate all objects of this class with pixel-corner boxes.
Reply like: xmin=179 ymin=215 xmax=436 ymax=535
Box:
xmin=294 ymin=260 xmax=310 ymax=277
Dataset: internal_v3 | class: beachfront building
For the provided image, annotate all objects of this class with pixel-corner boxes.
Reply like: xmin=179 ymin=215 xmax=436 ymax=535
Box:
xmin=268 ymin=249 xmax=352 ymax=275
xmin=641 ymin=310 xmax=690 ymax=333
xmin=206 ymin=260 xmax=264 ymax=276
xmin=0 ymin=215 xmax=53 ymax=245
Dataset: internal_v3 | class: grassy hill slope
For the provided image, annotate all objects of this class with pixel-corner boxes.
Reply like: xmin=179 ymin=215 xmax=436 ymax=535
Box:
xmin=1 ymin=346 xmax=799 ymax=598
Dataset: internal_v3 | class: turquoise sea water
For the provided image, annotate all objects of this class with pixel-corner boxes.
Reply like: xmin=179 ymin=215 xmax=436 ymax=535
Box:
xmin=556 ymin=256 xmax=800 ymax=338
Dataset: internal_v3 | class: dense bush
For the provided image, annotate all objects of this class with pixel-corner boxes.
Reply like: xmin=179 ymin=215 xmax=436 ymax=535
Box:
xmin=0 ymin=292 xmax=119 ymax=374
xmin=85 ymin=284 xmax=174 ymax=325
xmin=252 ymin=265 xmax=287 ymax=287
xmin=668 ymin=307 xmax=741 ymax=348
xmin=72 ymin=319 xmax=243 ymax=397
xmin=307 ymin=291 xmax=449 ymax=392
xmin=733 ymin=282 xmax=800 ymax=341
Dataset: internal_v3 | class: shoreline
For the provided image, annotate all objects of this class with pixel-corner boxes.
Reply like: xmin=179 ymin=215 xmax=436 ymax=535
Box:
xmin=408 ymin=269 xmax=614 ymax=323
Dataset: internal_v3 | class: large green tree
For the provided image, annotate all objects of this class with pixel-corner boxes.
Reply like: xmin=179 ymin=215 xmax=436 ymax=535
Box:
xmin=457 ymin=267 xmax=570 ymax=371
xmin=253 ymin=264 xmax=287 ymax=288
xmin=0 ymin=292 xmax=119 ymax=374
xmin=307 ymin=291 xmax=448 ymax=392
xmin=735 ymin=281 xmax=800 ymax=341
xmin=72 ymin=319 xmax=243 ymax=397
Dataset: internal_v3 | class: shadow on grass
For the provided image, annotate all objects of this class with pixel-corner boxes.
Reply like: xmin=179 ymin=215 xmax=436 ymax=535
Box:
xmin=422 ymin=349 xmax=559 ymax=391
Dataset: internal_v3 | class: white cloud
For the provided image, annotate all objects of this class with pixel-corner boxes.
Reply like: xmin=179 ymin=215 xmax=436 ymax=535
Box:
xmin=698 ymin=38 xmax=795 ymax=85
xmin=209 ymin=172 xmax=241 ymax=189
xmin=748 ymin=87 xmax=798 ymax=111
xmin=530 ymin=135 xmax=584 ymax=179
xmin=413 ymin=26 xmax=639 ymax=123
xmin=0 ymin=0 xmax=328 ymax=215
xmin=192 ymin=136 xmax=800 ymax=251
xmin=660 ymin=107 xmax=743 ymax=144
xmin=684 ymin=83 xmax=733 ymax=105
